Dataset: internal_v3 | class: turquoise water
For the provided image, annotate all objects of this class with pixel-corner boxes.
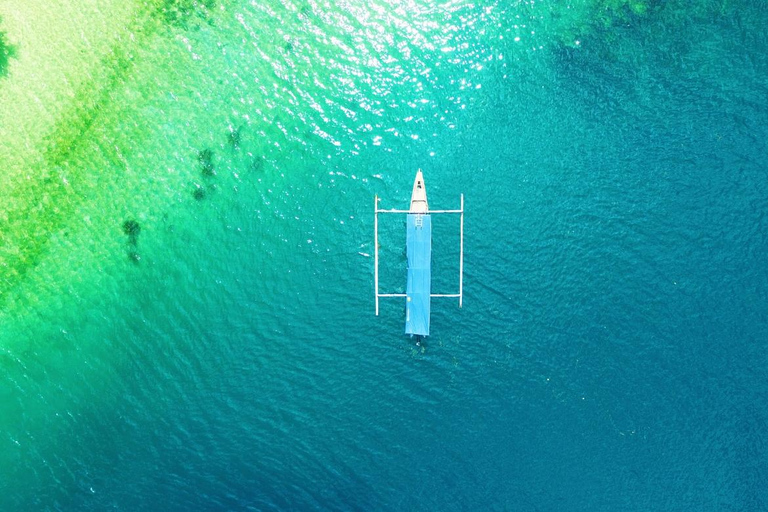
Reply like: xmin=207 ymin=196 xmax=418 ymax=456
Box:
xmin=2 ymin=0 xmax=768 ymax=509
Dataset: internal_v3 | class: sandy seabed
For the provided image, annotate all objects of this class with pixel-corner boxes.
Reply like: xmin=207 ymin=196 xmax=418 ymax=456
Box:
xmin=0 ymin=0 xmax=142 ymax=177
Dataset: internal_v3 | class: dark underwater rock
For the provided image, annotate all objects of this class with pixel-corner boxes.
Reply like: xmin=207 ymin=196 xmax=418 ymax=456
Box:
xmin=227 ymin=126 xmax=242 ymax=150
xmin=198 ymin=148 xmax=215 ymax=176
xmin=249 ymin=156 xmax=264 ymax=172
xmin=128 ymin=250 xmax=141 ymax=264
xmin=122 ymin=219 xmax=141 ymax=245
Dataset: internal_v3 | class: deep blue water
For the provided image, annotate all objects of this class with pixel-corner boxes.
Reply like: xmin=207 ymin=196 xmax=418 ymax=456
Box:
xmin=1 ymin=0 xmax=768 ymax=510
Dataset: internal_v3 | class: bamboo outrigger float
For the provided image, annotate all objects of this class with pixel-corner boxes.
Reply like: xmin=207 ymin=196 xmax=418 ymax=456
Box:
xmin=374 ymin=170 xmax=464 ymax=336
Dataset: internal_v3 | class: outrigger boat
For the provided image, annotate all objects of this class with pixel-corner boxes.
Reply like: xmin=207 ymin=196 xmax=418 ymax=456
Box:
xmin=374 ymin=170 xmax=464 ymax=336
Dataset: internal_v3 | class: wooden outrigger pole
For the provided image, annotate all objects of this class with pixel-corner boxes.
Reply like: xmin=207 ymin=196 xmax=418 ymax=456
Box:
xmin=374 ymin=193 xmax=380 ymax=316
xmin=374 ymin=170 xmax=464 ymax=336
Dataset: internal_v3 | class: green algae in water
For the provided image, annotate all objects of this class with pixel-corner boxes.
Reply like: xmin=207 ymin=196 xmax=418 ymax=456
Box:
xmin=0 ymin=0 xmax=218 ymax=305
xmin=158 ymin=0 xmax=216 ymax=27
xmin=0 ymin=36 xmax=144 ymax=302
xmin=0 ymin=19 xmax=16 ymax=77
xmin=1 ymin=0 xmax=248 ymax=315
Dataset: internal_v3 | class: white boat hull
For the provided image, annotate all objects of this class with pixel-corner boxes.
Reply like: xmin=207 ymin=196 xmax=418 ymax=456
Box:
xmin=409 ymin=170 xmax=429 ymax=213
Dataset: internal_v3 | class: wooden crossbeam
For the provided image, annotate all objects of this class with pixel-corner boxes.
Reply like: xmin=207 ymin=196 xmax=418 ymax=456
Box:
xmin=374 ymin=194 xmax=464 ymax=315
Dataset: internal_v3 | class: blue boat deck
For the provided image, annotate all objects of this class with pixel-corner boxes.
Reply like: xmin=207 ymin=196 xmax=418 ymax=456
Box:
xmin=405 ymin=214 xmax=431 ymax=336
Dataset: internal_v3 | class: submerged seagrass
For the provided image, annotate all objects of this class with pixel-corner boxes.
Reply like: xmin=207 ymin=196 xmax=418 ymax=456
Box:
xmin=0 ymin=25 xmax=15 ymax=77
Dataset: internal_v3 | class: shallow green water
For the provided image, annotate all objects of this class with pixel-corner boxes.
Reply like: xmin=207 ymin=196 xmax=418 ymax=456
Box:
xmin=2 ymin=0 xmax=767 ymax=509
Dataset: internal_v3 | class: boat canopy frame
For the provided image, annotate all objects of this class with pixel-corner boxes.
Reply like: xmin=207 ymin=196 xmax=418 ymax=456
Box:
xmin=374 ymin=194 xmax=464 ymax=315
